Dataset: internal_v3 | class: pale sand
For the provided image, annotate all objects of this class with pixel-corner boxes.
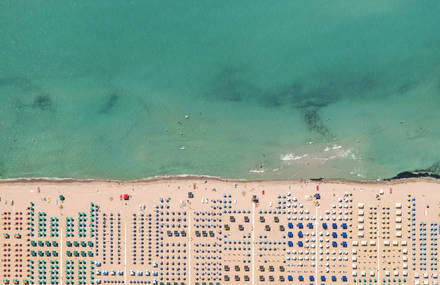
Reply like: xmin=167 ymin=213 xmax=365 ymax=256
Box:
xmin=1 ymin=177 xmax=440 ymax=285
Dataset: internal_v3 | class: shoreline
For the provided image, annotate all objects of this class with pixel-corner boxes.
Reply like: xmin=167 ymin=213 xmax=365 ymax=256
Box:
xmin=0 ymin=174 xmax=439 ymax=185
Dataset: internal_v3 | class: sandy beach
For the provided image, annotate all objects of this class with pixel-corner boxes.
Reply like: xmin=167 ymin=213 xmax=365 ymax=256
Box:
xmin=1 ymin=177 xmax=439 ymax=285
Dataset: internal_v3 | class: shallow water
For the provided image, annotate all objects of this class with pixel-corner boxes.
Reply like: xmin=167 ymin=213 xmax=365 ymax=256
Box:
xmin=1 ymin=0 xmax=439 ymax=180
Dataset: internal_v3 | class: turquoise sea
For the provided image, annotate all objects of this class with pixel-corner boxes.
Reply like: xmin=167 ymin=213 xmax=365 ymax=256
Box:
xmin=1 ymin=0 xmax=440 ymax=180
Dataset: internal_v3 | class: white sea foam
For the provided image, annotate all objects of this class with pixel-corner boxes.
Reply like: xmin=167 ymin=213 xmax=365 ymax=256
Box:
xmin=350 ymin=168 xmax=365 ymax=178
xmin=341 ymin=149 xmax=351 ymax=158
xmin=281 ymin=144 xmax=360 ymax=166
xmin=332 ymin=145 xmax=342 ymax=150
xmin=281 ymin=153 xmax=308 ymax=161
xmin=249 ymin=169 xmax=265 ymax=174
xmin=325 ymin=145 xmax=342 ymax=152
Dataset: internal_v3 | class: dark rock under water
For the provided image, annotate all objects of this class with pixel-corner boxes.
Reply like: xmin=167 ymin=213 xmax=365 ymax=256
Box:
xmin=32 ymin=94 xmax=52 ymax=111
xmin=388 ymin=162 xmax=440 ymax=180
xmin=258 ymin=93 xmax=285 ymax=107
xmin=292 ymin=84 xmax=339 ymax=109
xmin=303 ymin=108 xmax=331 ymax=137
xmin=207 ymin=65 xmax=259 ymax=103
xmin=389 ymin=171 xmax=440 ymax=180
xmin=99 ymin=93 xmax=119 ymax=114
